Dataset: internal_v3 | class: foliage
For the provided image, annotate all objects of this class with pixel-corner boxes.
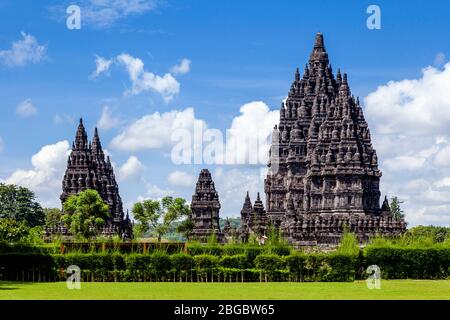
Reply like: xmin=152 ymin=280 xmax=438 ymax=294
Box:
xmin=0 ymin=218 xmax=30 ymax=242
xmin=405 ymin=225 xmax=450 ymax=243
xmin=62 ymin=189 xmax=109 ymax=240
xmin=364 ymin=246 xmax=450 ymax=279
xmin=132 ymin=196 xmax=190 ymax=242
xmin=176 ymin=217 xmax=194 ymax=241
xmin=0 ymin=183 xmax=45 ymax=227
xmin=336 ymin=232 xmax=360 ymax=255
xmin=44 ymin=208 xmax=63 ymax=228
xmin=219 ymin=254 xmax=247 ymax=269
xmin=390 ymin=196 xmax=405 ymax=220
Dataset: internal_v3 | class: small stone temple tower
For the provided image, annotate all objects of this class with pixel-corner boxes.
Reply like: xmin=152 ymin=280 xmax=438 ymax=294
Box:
xmin=240 ymin=192 xmax=269 ymax=239
xmin=263 ymin=33 xmax=406 ymax=246
xmin=190 ymin=169 xmax=223 ymax=242
xmin=60 ymin=119 xmax=132 ymax=238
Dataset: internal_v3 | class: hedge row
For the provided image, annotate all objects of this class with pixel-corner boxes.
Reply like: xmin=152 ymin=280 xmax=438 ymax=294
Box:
xmin=1 ymin=247 xmax=449 ymax=282
xmin=364 ymin=247 xmax=450 ymax=279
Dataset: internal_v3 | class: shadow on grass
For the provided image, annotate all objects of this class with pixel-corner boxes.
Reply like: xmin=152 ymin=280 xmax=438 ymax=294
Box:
xmin=0 ymin=281 xmax=35 ymax=291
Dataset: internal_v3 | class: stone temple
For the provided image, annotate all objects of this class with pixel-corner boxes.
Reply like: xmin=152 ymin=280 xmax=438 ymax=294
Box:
xmin=260 ymin=33 xmax=406 ymax=245
xmin=50 ymin=119 xmax=132 ymax=239
xmin=190 ymin=169 xmax=224 ymax=242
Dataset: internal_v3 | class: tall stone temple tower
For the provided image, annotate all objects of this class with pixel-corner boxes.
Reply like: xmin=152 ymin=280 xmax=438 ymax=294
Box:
xmin=190 ymin=169 xmax=223 ymax=242
xmin=59 ymin=119 xmax=132 ymax=238
xmin=263 ymin=33 xmax=406 ymax=246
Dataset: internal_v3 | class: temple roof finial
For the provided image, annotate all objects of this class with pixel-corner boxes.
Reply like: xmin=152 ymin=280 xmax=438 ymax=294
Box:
xmin=314 ymin=32 xmax=324 ymax=48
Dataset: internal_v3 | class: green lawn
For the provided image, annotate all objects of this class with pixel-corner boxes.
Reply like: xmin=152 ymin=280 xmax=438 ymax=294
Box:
xmin=0 ymin=280 xmax=449 ymax=300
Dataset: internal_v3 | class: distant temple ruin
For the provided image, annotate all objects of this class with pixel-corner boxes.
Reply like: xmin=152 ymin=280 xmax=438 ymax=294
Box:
xmin=190 ymin=169 xmax=223 ymax=242
xmin=46 ymin=119 xmax=132 ymax=239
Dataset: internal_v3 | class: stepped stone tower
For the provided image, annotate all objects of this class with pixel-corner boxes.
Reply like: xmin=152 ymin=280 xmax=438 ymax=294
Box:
xmin=190 ymin=169 xmax=223 ymax=242
xmin=263 ymin=33 xmax=406 ymax=246
xmin=240 ymin=192 xmax=269 ymax=240
xmin=58 ymin=119 xmax=132 ymax=238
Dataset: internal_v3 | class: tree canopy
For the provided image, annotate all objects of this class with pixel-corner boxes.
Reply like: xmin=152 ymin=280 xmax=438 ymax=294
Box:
xmin=62 ymin=189 xmax=109 ymax=240
xmin=132 ymin=196 xmax=190 ymax=242
xmin=0 ymin=183 xmax=45 ymax=227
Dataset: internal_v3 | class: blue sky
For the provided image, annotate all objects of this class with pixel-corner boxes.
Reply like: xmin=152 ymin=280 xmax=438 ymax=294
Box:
xmin=0 ymin=0 xmax=450 ymax=226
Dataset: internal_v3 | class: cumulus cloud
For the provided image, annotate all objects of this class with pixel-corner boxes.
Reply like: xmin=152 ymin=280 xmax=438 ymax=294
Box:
xmin=89 ymin=55 xmax=113 ymax=79
xmin=97 ymin=106 xmax=121 ymax=131
xmin=167 ymin=170 xmax=195 ymax=187
xmin=0 ymin=32 xmax=47 ymax=67
xmin=117 ymin=155 xmax=144 ymax=181
xmin=111 ymin=101 xmax=278 ymax=166
xmin=223 ymin=101 xmax=279 ymax=165
xmin=364 ymin=61 xmax=450 ymax=226
xmin=117 ymin=53 xmax=180 ymax=102
xmin=111 ymin=107 xmax=205 ymax=151
xmin=170 ymin=58 xmax=191 ymax=75
xmin=2 ymin=141 xmax=70 ymax=207
xmin=16 ymin=99 xmax=37 ymax=117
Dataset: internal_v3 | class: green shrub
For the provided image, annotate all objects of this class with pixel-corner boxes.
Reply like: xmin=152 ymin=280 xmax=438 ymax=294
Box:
xmin=255 ymin=254 xmax=286 ymax=271
xmin=285 ymin=253 xmax=306 ymax=280
xmin=150 ymin=251 xmax=171 ymax=279
xmin=220 ymin=254 xmax=247 ymax=269
xmin=125 ymin=254 xmax=151 ymax=271
xmin=364 ymin=246 xmax=450 ymax=279
xmin=193 ymin=254 xmax=219 ymax=270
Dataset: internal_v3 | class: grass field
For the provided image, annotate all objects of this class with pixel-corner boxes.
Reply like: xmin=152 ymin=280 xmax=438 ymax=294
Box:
xmin=0 ymin=280 xmax=449 ymax=300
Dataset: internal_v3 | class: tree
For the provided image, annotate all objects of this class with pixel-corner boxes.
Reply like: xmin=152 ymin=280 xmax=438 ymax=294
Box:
xmin=62 ymin=189 xmax=109 ymax=240
xmin=176 ymin=218 xmax=194 ymax=241
xmin=0 ymin=218 xmax=30 ymax=242
xmin=132 ymin=196 xmax=190 ymax=242
xmin=44 ymin=208 xmax=63 ymax=228
xmin=0 ymin=183 xmax=45 ymax=227
xmin=390 ymin=196 xmax=405 ymax=220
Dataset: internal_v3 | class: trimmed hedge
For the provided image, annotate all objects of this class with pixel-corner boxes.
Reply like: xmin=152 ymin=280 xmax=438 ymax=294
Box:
xmin=1 ymin=245 xmax=449 ymax=282
xmin=365 ymin=247 xmax=450 ymax=279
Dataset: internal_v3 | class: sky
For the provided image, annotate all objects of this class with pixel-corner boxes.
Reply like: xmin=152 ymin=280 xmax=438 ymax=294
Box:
xmin=0 ymin=0 xmax=450 ymax=227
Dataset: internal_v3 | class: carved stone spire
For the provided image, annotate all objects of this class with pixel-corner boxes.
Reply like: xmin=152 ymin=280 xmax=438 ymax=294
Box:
xmin=263 ymin=33 xmax=405 ymax=246
xmin=60 ymin=120 xmax=131 ymax=238
xmin=190 ymin=169 xmax=223 ymax=242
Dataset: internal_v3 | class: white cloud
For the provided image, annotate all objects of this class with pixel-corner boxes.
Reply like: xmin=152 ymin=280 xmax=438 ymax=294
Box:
xmin=170 ymin=58 xmax=191 ymax=75
xmin=111 ymin=101 xmax=279 ymax=167
xmin=111 ymin=107 xmax=205 ymax=151
xmin=0 ymin=32 xmax=47 ymax=67
xmin=89 ymin=55 xmax=112 ymax=79
xmin=117 ymin=53 xmax=180 ymax=102
xmin=16 ymin=99 xmax=37 ymax=117
xmin=97 ymin=106 xmax=120 ymax=131
xmin=364 ymin=61 xmax=450 ymax=226
xmin=223 ymin=101 xmax=279 ymax=165
xmin=143 ymin=183 xmax=173 ymax=199
xmin=118 ymin=155 xmax=144 ymax=181
xmin=2 ymin=141 xmax=70 ymax=207
xmin=59 ymin=0 xmax=158 ymax=28
xmin=167 ymin=170 xmax=195 ymax=187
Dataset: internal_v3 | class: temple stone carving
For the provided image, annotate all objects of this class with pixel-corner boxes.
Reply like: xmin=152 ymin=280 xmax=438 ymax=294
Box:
xmin=259 ymin=33 xmax=406 ymax=246
xmin=190 ymin=169 xmax=223 ymax=242
xmin=51 ymin=119 xmax=132 ymax=238
xmin=240 ymin=192 xmax=269 ymax=241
